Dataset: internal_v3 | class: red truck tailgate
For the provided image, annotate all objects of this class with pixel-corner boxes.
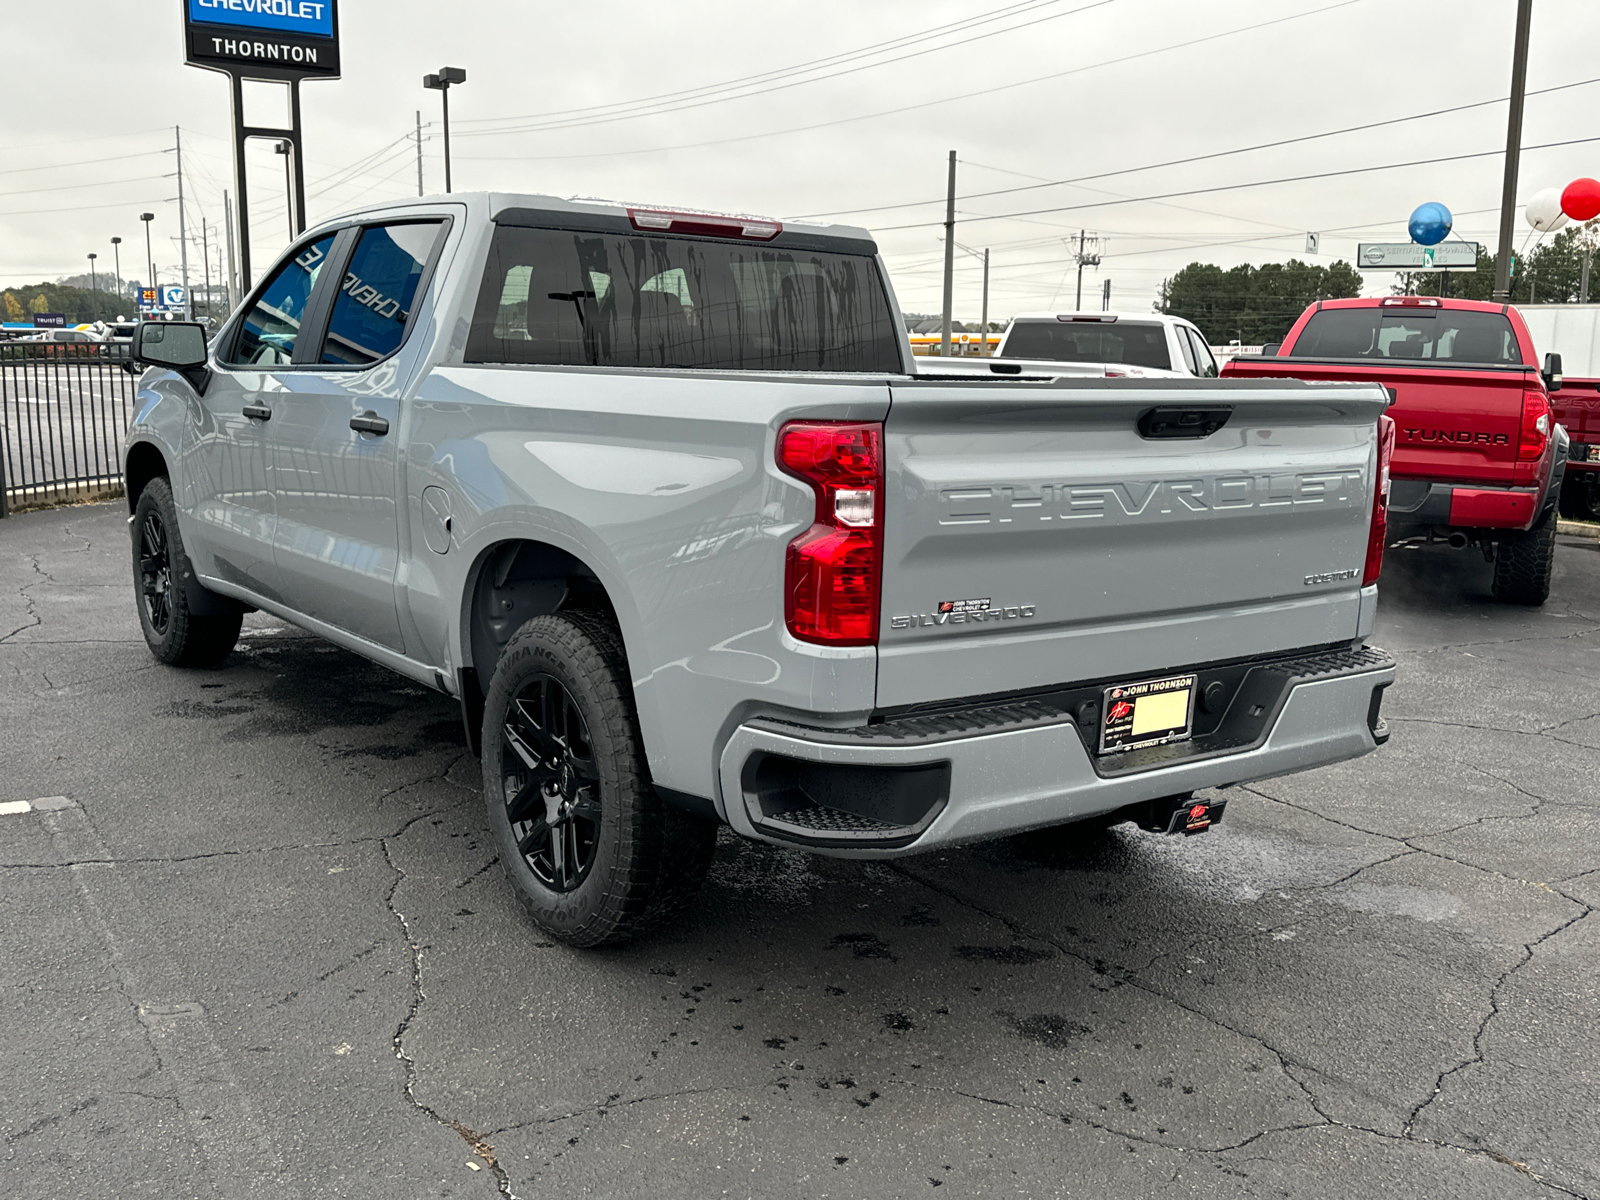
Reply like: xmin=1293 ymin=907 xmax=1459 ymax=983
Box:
xmin=1551 ymin=380 xmax=1600 ymax=446
xmin=1222 ymin=357 xmax=1538 ymax=485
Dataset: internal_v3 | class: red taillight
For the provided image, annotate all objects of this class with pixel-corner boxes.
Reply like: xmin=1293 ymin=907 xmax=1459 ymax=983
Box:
xmin=1364 ymin=414 xmax=1395 ymax=587
xmin=778 ymin=421 xmax=883 ymax=646
xmin=1518 ymin=389 xmax=1552 ymax=460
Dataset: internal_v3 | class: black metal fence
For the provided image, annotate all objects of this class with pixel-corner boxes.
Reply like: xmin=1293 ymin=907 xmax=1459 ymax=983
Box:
xmin=0 ymin=341 xmax=138 ymax=517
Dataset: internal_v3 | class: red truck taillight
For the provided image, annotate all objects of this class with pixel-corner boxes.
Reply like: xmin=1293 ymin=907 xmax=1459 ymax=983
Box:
xmin=778 ymin=421 xmax=883 ymax=646
xmin=1518 ymin=389 xmax=1552 ymax=460
xmin=1364 ymin=414 xmax=1395 ymax=587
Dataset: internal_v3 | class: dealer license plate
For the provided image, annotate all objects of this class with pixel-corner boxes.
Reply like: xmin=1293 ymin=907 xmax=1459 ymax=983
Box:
xmin=1584 ymin=444 xmax=1600 ymax=462
xmin=1099 ymin=673 xmax=1198 ymax=755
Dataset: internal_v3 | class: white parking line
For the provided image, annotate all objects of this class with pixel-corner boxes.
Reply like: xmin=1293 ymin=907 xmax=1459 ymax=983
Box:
xmin=0 ymin=800 xmax=32 ymax=816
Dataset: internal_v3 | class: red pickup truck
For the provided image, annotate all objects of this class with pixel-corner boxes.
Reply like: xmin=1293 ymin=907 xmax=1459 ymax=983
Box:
xmin=1517 ymin=305 xmax=1600 ymax=519
xmin=1222 ymin=297 xmax=1568 ymax=604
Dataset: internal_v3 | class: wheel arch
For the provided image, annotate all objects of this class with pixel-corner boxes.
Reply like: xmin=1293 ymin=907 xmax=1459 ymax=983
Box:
xmin=124 ymin=440 xmax=169 ymax=513
xmin=457 ymin=536 xmax=629 ymax=755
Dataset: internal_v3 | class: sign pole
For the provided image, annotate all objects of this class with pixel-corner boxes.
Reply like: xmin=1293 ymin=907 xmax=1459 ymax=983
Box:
xmin=289 ymin=78 xmax=307 ymax=235
xmin=229 ymin=72 xmax=253 ymax=291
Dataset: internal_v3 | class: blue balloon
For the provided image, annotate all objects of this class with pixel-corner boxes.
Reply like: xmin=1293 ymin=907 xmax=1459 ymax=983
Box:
xmin=1409 ymin=202 xmax=1453 ymax=246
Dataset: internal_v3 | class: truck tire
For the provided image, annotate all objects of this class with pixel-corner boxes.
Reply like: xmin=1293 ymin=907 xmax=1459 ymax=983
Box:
xmin=481 ymin=611 xmax=716 ymax=947
xmin=1491 ymin=508 xmax=1558 ymax=606
xmin=1558 ymin=473 xmax=1598 ymax=521
xmin=131 ymin=476 xmax=243 ymax=667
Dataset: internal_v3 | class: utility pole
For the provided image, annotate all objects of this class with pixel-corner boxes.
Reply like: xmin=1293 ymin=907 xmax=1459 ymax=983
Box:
xmin=979 ymin=247 xmax=989 ymax=355
xmin=1073 ymin=230 xmax=1101 ymax=310
xmin=1102 ymin=278 xmax=1112 ymax=312
xmin=200 ymin=216 xmax=212 ymax=318
xmin=416 ymin=110 xmax=424 ymax=196
xmin=175 ymin=127 xmax=190 ymax=316
xmin=1581 ymin=248 xmax=1594 ymax=303
xmin=223 ymin=190 xmax=238 ymax=312
xmin=940 ymin=150 xmax=956 ymax=356
xmin=1493 ymin=0 xmax=1534 ymax=301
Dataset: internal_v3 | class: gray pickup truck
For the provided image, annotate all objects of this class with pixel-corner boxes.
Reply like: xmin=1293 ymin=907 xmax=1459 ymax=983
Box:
xmin=124 ymin=193 xmax=1396 ymax=946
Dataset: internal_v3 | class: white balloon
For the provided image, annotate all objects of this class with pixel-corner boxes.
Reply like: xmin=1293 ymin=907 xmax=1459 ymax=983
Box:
xmin=1526 ymin=187 xmax=1570 ymax=232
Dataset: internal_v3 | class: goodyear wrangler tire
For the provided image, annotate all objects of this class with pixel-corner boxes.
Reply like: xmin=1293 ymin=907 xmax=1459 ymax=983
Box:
xmin=131 ymin=476 xmax=242 ymax=668
xmin=1491 ymin=508 xmax=1558 ymax=606
xmin=481 ymin=611 xmax=716 ymax=947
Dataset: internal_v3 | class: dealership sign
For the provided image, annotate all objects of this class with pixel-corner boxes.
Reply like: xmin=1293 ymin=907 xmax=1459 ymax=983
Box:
xmin=1357 ymin=242 xmax=1479 ymax=271
xmin=184 ymin=0 xmax=340 ymax=78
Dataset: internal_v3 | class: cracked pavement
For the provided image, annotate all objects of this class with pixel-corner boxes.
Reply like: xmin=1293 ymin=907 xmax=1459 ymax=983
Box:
xmin=1 ymin=501 xmax=1596 ymax=1199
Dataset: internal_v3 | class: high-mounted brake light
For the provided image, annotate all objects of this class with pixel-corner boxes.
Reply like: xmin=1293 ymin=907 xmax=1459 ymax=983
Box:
xmin=777 ymin=421 xmax=884 ymax=646
xmin=1364 ymin=414 xmax=1395 ymax=587
xmin=1518 ymin=389 xmax=1552 ymax=461
xmin=1058 ymin=314 xmax=1117 ymax=322
xmin=627 ymin=208 xmax=782 ymax=241
xmin=1379 ymin=297 xmax=1442 ymax=307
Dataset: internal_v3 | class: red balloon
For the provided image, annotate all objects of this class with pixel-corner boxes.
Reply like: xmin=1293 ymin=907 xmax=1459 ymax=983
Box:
xmin=1562 ymin=177 xmax=1600 ymax=222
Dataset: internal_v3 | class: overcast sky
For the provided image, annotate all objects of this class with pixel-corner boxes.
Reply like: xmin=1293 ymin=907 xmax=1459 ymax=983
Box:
xmin=3 ymin=0 xmax=1596 ymax=319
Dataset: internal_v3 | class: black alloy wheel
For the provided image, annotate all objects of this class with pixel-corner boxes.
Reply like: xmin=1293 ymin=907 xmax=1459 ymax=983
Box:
xmin=138 ymin=510 xmax=174 ymax=637
xmin=130 ymin=475 xmax=242 ymax=668
xmin=502 ymin=673 xmax=602 ymax=893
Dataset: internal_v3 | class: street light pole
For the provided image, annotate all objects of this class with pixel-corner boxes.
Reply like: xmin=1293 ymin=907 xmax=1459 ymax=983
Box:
xmin=1492 ymin=0 xmax=1534 ymax=301
xmin=140 ymin=213 xmax=155 ymax=297
xmin=88 ymin=253 xmax=98 ymax=296
xmin=274 ymin=141 xmax=295 ymax=239
xmin=110 ymin=237 xmax=122 ymax=306
xmin=422 ymin=67 xmax=466 ymax=193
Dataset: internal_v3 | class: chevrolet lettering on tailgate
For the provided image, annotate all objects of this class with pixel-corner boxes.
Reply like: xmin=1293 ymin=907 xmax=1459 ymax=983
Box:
xmin=937 ymin=471 xmax=1366 ymax=525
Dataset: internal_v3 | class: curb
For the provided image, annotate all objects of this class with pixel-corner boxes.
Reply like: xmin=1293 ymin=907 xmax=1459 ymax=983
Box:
xmin=1557 ymin=519 xmax=1600 ymax=540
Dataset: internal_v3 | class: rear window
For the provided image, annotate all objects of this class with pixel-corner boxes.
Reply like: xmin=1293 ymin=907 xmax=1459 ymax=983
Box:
xmin=466 ymin=225 xmax=901 ymax=372
xmin=1288 ymin=307 xmax=1523 ymax=365
xmin=1001 ymin=320 xmax=1171 ymax=369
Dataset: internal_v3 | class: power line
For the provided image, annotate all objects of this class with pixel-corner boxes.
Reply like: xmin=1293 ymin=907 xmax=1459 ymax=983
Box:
xmin=872 ymin=136 xmax=1600 ymax=232
xmin=457 ymin=0 xmax=1078 ymax=130
xmin=795 ymin=75 xmax=1600 ymax=219
xmin=0 ymin=173 xmax=169 ymax=200
xmin=455 ymin=0 xmax=1119 ymax=138
xmin=455 ymin=0 xmax=1368 ymax=162
xmin=0 ymin=148 xmax=167 ymax=179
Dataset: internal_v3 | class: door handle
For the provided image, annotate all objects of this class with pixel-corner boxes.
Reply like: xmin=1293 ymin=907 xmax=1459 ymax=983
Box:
xmin=350 ymin=411 xmax=389 ymax=435
xmin=242 ymin=403 xmax=272 ymax=421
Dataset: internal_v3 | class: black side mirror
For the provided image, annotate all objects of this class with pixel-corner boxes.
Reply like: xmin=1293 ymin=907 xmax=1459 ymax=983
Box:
xmin=133 ymin=321 xmax=210 ymax=391
xmin=1543 ymin=351 xmax=1563 ymax=392
xmin=1261 ymin=342 xmax=1283 ymax=357
xmin=133 ymin=320 xmax=207 ymax=369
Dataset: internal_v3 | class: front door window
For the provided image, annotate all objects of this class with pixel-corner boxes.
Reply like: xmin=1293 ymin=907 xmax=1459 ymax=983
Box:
xmin=227 ymin=235 xmax=336 ymax=365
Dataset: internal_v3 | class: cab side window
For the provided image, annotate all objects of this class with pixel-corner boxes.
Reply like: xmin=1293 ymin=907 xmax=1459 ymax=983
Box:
xmin=321 ymin=222 xmax=444 ymax=365
xmin=227 ymin=235 xmax=336 ymax=366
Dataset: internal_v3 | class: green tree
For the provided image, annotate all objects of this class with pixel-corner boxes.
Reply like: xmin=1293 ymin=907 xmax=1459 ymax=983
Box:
xmin=1157 ymin=258 xmax=1362 ymax=343
xmin=0 ymin=281 xmax=137 ymax=323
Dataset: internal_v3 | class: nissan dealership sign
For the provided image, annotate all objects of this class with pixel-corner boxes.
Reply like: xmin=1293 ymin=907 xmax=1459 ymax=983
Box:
xmin=184 ymin=0 xmax=340 ymax=79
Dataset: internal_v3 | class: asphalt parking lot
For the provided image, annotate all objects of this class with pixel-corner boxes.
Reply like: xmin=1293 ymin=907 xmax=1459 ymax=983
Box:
xmin=1 ymin=501 xmax=1596 ymax=1200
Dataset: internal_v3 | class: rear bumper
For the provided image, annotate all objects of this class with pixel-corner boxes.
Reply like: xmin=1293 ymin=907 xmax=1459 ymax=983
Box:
xmin=1390 ymin=481 xmax=1543 ymax=530
xmin=718 ymin=646 xmax=1395 ymax=858
xmin=1568 ymin=440 xmax=1600 ymax=474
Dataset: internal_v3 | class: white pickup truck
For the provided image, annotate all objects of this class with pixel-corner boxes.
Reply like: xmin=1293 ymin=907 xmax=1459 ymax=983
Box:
xmin=124 ymin=193 xmax=1396 ymax=946
xmin=996 ymin=311 xmax=1218 ymax=377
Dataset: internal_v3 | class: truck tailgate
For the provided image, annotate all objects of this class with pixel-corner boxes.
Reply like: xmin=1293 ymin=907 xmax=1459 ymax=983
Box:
xmin=1224 ymin=357 xmax=1536 ymax=484
xmin=876 ymin=379 xmax=1387 ymax=708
